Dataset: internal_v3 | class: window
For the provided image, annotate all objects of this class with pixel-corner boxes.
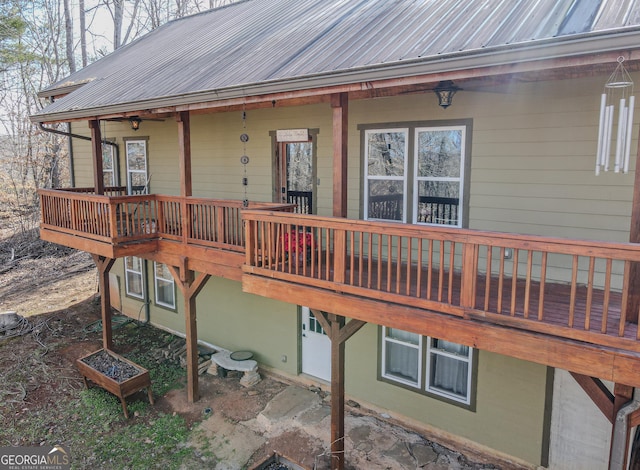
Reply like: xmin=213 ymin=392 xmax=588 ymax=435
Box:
xmin=414 ymin=127 xmax=466 ymax=226
xmin=364 ymin=129 xmax=408 ymax=222
xmin=362 ymin=121 xmax=471 ymax=227
xmin=154 ymin=262 xmax=175 ymax=309
xmin=125 ymin=139 xmax=148 ymax=194
xmin=125 ymin=256 xmax=144 ymax=299
xmin=380 ymin=326 xmax=475 ymax=407
xmin=102 ymin=142 xmax=118 ymax=187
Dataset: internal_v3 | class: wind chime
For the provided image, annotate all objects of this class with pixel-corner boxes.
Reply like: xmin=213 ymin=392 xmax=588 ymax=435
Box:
xmin=596 ymin=57 xmax=635 ymax=175
xmin=240 ymin=106 xmax=250 ymax=207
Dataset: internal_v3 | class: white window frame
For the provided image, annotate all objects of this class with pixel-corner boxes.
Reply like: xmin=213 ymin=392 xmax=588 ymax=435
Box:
xmin=153 ymin=262 xmax=176 ymax=310
xmin=425 ymin=338 xmax=473 ymax=405
xmin=102 ymin=142 xmax=118 ymax=188
xmin=125 ymin=139 xmax=148 ymax=195
xmin=381 ymin=326 xmax=422 ymax=388
xmin=124 ymin=256 xmax=145 ymax=300
xmin=363 ymin=128 xmax=409 ymax=222
xmin=413 ymin=126 xmax=466 ymax=227
xmin=380 ymin=327 xmax=474 ymax=407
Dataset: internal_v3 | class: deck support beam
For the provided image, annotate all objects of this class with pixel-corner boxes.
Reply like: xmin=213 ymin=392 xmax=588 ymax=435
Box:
xmin=91 ymin=254 xmax=115 ymax=349
xmin=570 ymin=372 xmax=616 ymax=423
xmin=89 ymin=120 xmax=105 ymax=195
xmin=311 ymin=310 xmax=365 ymax=470
xmin=168 ymin=259 xmax=210 ymax=403
xmin=331 ymin=93 xmax=348 ymax=218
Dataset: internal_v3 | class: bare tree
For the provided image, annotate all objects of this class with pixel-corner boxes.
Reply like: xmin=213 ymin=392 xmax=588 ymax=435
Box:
xmin=63 ymin=0 xmax=76 ymax=73
xmin=79 ymin=0 xmax=88 ymax=67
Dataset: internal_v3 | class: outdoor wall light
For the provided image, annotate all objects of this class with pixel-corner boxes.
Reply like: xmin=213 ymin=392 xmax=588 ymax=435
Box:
xmin=129 ymin=116 xmax=142 ymax=131
xmin=433 ymin=80 xmax=461 ymax=109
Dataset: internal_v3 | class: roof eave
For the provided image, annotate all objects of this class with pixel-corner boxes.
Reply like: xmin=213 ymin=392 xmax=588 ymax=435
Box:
xmin=31 ymin=27 xmax=640 ymax=124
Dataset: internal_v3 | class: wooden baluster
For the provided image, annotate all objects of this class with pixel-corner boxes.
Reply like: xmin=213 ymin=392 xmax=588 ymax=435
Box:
xmin=537 ymin=252 xmax=547 ymax=321
xmin=585 ymin=257 xmax=596 ymax=330
xmin=497 ymin=247 xmax=505 ymax=314
xmin=620 ymin=261 xmax=631 ymax=336
xmin=602 ymin=259 xmax=612 ymax=333
xmin=484 ymin=246 xmax=493 ymax=312
xmin=569 ymin=255 xmax=578 ymax=328
xmin=460 ymin=242 xmax=478 ymax=311
xmin=524 ymin=251 xmax=533 ymax=319
xmin=510 ymin=249 xmax=519 ymax=316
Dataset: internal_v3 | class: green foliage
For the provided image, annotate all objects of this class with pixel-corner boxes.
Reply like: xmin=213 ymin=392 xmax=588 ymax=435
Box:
xmin=0 ymin=3 xmax=28 ymax=70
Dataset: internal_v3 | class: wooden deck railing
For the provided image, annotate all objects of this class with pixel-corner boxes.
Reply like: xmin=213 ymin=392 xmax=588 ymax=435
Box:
xmin=243 ymin=211 xmax=640 ymax=352
xmin=39 ymin=189 xmax=294 ymax=250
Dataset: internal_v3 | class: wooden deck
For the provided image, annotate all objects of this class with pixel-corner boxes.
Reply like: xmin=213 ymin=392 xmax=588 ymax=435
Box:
xmin=242 ymin=210 xmax=640 ymax=387
xmin=37 ymin=189 xmax=640 ymax=387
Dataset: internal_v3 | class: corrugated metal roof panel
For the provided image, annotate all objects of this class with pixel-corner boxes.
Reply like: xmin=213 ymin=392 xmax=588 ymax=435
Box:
xmin=34 ymin=0 xmax=640 ymax=120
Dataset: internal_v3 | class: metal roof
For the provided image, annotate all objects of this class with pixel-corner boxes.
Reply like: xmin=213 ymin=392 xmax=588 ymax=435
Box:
xmin=33 ymin=0 xmax=640 ymax=122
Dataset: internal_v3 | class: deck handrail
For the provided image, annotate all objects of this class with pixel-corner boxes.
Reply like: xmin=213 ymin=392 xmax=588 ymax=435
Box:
xmin=243 ymin=210 xmax=640 ymax=351
xmin=38 ymin=189 xmax=295 ymax=250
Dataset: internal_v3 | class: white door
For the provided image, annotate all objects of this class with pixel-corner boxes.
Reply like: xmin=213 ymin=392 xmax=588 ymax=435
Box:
xmin=301 ymin=307 xmax=331 ymax=381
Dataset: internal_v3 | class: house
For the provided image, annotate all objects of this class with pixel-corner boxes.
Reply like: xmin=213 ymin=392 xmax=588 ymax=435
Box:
xmin=30 ymin=0 xmax=640 ymax=468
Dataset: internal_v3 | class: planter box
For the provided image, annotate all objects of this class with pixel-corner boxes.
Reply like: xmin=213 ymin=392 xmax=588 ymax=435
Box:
xmin=76 ymin=348 xmax=154 ymax=418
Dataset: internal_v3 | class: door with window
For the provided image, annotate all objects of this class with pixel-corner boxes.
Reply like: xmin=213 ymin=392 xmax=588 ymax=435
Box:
xmin=301 ymin=307 xmax=331 ymax=381
xmin=277 ymin=139 xmax=315 ymax=214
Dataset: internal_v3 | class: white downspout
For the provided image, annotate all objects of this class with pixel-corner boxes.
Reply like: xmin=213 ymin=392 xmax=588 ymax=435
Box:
xmin=610 ymin=389 xmax=640 ymax=470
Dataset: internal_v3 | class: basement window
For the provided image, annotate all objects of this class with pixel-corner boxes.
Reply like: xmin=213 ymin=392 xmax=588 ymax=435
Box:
xmin=153 ymin=262 xmax=176 ymax=310
xmin=380 ymin=326 xmax=476 ymax=408
xmin=124 ymin=256 xmax=144 ymax=300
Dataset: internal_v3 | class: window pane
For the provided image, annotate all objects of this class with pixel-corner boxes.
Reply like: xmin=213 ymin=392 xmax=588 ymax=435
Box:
xmin=417 ymin=129 xmax=462 ymax=178
xmin=429 ymin=354 xmax=469 ymax=398
xmin=127 ymin=142 xmax=146 ymax=171
xmin=126 ymin=256 xmax=141 ymax=272
xmin=126 ymin=272 xmax=143 ymax=297
xmin=367 ymin=132 xmax=406 ymax=177
xmin=385 ymin=341 xmax=419 ymax=384
xmin=103 ymin=172 xmax=115 ymax=187
xmin=155 ymin=262 xmax=172 ymax=280
xmin=286 ymin=143 xmax=313 ymax=191
xmin=130 ymin=172 xmax=147 ymax=187
xmin=156 ymin=279 xmax=175 ymax=307
xmin=102 ymin=145 xmax=114 ymax=171
xmin=417 ymin=181 xmax=460 ymax=225
xmin=432 ymin=339 xmax=469 ymax=357
xmin=368 ymin=180 xmax=404 ymax=221
xmin=387 ymin=328 xmax=419 ymax=345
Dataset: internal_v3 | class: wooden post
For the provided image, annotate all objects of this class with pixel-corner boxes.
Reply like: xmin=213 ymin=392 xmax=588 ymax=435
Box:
xmin=167 ymin=261 xmax=210 ymax=403
xmin=329 ymin=314 xmax=345 ymax=469
xmin=331 ymin=93 xmax=348 ymax=218
xmin=177 ymin=111 xmax=192 ymax=197
xmin=311 ymin=310 xmax=366 ymax=470
xmin=91 ymin=254 xmax=115 ymax=349
xmin=625 ymin=125 xmax=640 ymax=323
xmin=177 ymin=111 xmax=192 ymax=244
xmin=89 ymin=120 xmax=105 ymax=195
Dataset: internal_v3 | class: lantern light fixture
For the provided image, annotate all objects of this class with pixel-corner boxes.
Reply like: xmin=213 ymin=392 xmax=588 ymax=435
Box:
xmin=129 ymin=116 xmax=142 ymax=131
xmin=433 ymin=80 xmax=461 ymax=109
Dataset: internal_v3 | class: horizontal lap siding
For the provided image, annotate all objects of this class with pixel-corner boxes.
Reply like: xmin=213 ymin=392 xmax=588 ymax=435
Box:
xmin=469 ymin=75 xmax=635 ymax=243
